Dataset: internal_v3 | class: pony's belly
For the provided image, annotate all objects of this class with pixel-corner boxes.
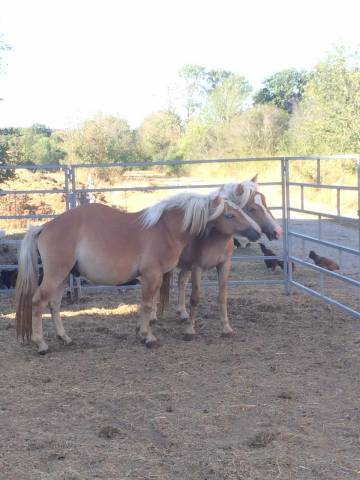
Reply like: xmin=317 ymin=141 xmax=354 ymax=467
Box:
xmin=76 ymin=246 xmax=139 ymax=285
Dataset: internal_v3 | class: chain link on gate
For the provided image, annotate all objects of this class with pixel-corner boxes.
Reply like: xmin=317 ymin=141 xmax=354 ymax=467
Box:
xmin=0 ymin=156 xmax=359 ymax=319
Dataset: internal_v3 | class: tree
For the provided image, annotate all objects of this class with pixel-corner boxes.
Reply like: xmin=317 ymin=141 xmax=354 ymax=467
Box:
xmin=0 ymin=126 xmax=66 ymax=166
xmin=231 ymin=104 xmax=289 ymax=156
xmin=72 ymin=114 xmax=138 ymax=164
xmin=177 ymin=65 xmax=235 ymax=121
xmin=204 ymin=74 xmax=252 ymax=125
xmin=177 ymin=65 xmax=208 ymax=121
xmin=289 ymin=48 xmax=360 ymax=155
xmin=178 ymin=117 xmax=215 ymax=159
xmin=254 ymin=69 xmax=309 ymax=113
xmin=138 ymin=111 xmax=182 ymax=161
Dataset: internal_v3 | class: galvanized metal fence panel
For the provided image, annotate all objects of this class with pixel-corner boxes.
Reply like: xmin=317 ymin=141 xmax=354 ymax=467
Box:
xmin=283 ymin=155 xmax=360 ymax=319
xmin=1 ymin=156 xmax=359 ymax=320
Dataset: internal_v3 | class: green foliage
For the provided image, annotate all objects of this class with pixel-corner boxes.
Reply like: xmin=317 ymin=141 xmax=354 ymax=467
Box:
xmin=289 ymin=48 xmax=360 ymax=155
xmin=1 ymin=49 xmax=359 ymax=179
xmin=254 ymin=69 xmax=308 ymax=113
xmin=230 ymin=104 xmax=289 ymax=156
xmin=179 ymin=118 xmax=215 ymax=159
xmin=138 ymin=110 xmax=182 ymax=161
xmin=204 ymin=74 xmax=252 ymax=125
xmin=69 ymin=114 xmax=138 ymax=164
xmin=0 ymin=125 xmax=66 ymax=166
xmin=178 ymin=65 xmax=239 ymax=121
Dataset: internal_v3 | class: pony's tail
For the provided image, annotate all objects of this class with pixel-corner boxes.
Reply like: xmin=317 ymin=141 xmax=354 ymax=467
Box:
xmin=15 ymin=226 xmax=42 ymax=341
xmin=158 ymin=271 xmax=173 ymax=316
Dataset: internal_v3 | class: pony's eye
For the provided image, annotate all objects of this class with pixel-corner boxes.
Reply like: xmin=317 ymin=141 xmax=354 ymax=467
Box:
xmin=224 ymin=213 xmax=235 ymax=219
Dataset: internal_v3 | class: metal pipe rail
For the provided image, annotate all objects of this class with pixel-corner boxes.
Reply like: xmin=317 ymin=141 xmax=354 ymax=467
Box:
xmin=288 ymin=231 xmax=360 ymax=256
xmin=290 ymin=280 xmax=360 ymax=319
xmin=69 ymin=181 xmax=282 ymax=195
xmin=0 ymin=188 xmax=67 ymax=195
xmin=289 ymin=181 xmax=358 ymax=191
xmin=289 ymin=207 xmax=356 ymax=222
xmin=290 ymin=256 xmax=360 ymax=288
xmin=0 ymin=213 xmax=57 ymax=220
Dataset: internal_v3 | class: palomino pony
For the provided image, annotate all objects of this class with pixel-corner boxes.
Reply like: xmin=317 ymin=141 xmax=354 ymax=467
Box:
xmin=163 ymin=176 xmax=282 ymax=339
xmin=15 ymin=192 xmax=261 ymax=353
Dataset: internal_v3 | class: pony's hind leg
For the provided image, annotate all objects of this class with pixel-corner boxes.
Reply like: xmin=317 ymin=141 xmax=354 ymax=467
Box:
xmin=150 ymin=290 xmax=159 ymax=324
xmin=32 ymin=280 xmax=63 ymax=354
xmin=176 ymin=269 xmax=191 ymax=321
xmin=49 ymin=283 xmax=73 ymax=345
xmin=217 ymin=260 xmax=233 ymax=336
xmin=184 ymin=266 xmax=202 ymax=341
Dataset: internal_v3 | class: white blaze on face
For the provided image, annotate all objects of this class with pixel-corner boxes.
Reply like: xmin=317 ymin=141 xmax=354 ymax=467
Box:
xmin=226 ymin=200 xmax=261 ymax=235
xmin=240 ymin=208 xmax=262 ymax=235
xmin=254 ymin=194 xmax=283 ymax=239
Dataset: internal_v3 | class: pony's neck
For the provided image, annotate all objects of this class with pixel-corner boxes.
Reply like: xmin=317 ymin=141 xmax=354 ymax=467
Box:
xmin=205 ymin=226 xmax=233 ymax=245
xmin=161 ymin=209 xmax=195 ymax=245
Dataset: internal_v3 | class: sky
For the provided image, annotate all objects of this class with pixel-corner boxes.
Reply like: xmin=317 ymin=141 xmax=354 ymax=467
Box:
xmin=0 ymin=0 xmax=359 ymax=129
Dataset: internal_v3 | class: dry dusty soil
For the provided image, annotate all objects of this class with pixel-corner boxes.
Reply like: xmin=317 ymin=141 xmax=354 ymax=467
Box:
xmin=1 ymin=270 xmax=360 ymax=480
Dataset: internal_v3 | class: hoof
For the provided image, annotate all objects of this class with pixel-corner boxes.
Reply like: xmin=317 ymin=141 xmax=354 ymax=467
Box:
xmin=177 ymin=310 xmax=189 ymax=322
xmin=145 ymin=339 xmax=159 ymax=349
xmin=149 ymin=317 xmax=157 ymax=325
xmin=221 ymin=330 xmax=234 ymax=338
xmin=183 ymin=333 xmax=195 ymax=341
xmin=135 ymin=326 xmax=141 ymax=335
xmin=57 ymin=335 xmax=74 ymax=346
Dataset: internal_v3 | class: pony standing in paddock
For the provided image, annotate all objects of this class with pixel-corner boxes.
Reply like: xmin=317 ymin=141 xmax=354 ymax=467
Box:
xmin=161 ymin=176 xmax=282 ymax=340
xmin=15 ymin=192 xmax=261 ymax=353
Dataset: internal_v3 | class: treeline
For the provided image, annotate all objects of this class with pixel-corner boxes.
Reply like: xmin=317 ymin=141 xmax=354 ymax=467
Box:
xmin=1 ymin=48 xmax=360 ymax=173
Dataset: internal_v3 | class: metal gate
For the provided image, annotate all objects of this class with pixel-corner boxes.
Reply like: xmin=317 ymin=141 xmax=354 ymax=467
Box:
xmin=1 ymin=156 xmax=359 ymax=318
xmin=282 ymin=155 xmax=360 ymax=319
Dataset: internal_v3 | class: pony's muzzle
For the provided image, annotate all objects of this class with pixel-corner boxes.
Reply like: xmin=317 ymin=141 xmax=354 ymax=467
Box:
xmin=264 ymin=225 xmax=283 ymax=241
xmin=241 ymin=227 xmax=261 ymax=242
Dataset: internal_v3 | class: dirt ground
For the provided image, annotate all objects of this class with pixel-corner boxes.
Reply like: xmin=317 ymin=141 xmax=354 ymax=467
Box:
xmin=1 ymin=265 xmax=360 ymax=480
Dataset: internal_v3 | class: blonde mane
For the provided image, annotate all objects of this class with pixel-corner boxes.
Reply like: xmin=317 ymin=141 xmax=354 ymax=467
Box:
xmin=140 ymin=192 xmax=224 ymax=235
xmin=215 ymin=180 xmax=258 ymax=208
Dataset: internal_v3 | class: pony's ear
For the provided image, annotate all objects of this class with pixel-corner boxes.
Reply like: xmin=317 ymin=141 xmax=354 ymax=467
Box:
xmin=208 ymin=195 xmax=224 ymax=220
xmin=235 ymin=184 xmax=244 ymax=196
xmin=211 ymin=195 xmax=222 ymax=207
xmin=250 ymin=174 xmax=258 ymax=183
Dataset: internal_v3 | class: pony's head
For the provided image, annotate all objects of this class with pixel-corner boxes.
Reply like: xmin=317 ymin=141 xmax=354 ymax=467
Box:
xmin=209 ymin=196 xmax=261 ymax=242
xmin=218 ymin=175 xmax=282 ymax=241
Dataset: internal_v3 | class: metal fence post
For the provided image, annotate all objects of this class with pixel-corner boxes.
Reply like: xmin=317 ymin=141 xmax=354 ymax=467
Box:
xmin=70 ymin=165 xmax=77 ymax=209
xmin=357 ymin=155 xmax=360 ymax=259
xmin=68 ymin=165 xmax=78 ymax=302
xmin=281 ymin=157 xmax=290 ymax=295
xmin=63 ymin=167 xmax=71 ymax=211
xmin=316 ymin=157 xmax=321 ymax=184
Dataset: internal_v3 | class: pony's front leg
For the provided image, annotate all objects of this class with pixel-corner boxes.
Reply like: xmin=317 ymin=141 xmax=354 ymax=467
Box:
xmin=176 ymin=269 xmax=191 ymax=321
xmin=184 ymin=266 xmax=202 ymax=341
xmin=150 ymin=290 xmax=159 ymax=324
xmin=217 ymin=260 xmax=233 ymax=336
xmin=139 ymin=274 xmax=162 ymax=348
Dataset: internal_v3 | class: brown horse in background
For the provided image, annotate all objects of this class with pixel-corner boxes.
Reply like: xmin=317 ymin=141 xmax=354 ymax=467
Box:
xmin=15 ymin=192 xmax=261 ymax=353
xmin=161 ymin=176 xmax=282 ymax=339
